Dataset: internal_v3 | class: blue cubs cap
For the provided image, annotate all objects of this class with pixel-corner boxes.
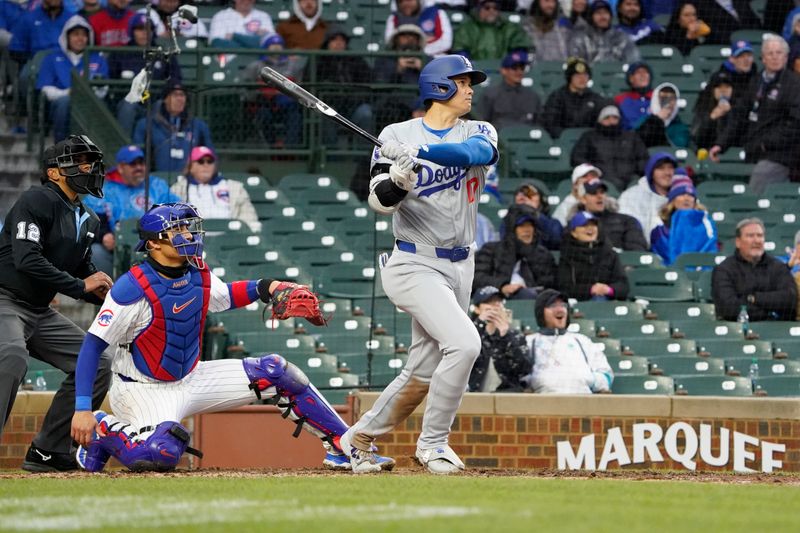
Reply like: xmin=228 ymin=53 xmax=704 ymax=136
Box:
xmin=502 ymin=49 xmax=528 ymax=68
xmin=569 ymin=211 xmax=599 ymax=230
xmin=731 ymin=40 xmax=753 ymax=57
xmin=116 ymin=145 xmax=145 ymax=164
xmin=261 ymin=33 xmax=285 ymax=48
xmin=472 ymin=286 xmax=502 ymax=306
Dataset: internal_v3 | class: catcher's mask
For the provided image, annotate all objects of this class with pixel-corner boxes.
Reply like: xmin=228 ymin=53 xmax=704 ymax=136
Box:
xmin=42 ymin=135 xmax=106 ymax=198
xmin=136 ymin=203 xmax=206 ymax=269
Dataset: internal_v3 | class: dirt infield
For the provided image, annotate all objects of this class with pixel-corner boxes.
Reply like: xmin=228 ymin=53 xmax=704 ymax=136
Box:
xmin=2 ymin=467 xmax=800 ymax=484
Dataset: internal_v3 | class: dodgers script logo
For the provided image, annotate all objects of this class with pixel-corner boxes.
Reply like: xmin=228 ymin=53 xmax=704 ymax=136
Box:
xmin=97 ymin=309 xmax=114 ymax=327
xmin=416 ymin=164 xmax=468 ymax=197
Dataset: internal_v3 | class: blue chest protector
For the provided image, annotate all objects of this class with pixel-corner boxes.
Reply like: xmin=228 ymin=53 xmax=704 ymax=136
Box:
xmin=112 ymin=262 xmax=211 ymax=381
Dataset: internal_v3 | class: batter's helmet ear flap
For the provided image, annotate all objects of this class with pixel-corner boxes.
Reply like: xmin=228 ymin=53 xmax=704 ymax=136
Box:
xmin=418 ymin=54 xmax=487 ymax=104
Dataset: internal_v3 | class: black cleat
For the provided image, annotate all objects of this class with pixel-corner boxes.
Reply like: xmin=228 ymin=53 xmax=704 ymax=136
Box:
xmin=21 ymin=445 xmax=79 ymax=473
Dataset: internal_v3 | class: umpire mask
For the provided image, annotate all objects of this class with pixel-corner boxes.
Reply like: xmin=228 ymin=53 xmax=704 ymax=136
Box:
xmin=43 ymin=135 xmax=106 ymax=198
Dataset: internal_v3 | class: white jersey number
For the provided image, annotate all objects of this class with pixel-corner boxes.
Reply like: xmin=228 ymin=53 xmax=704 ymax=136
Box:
xmin=16 ymin=222 xmax=41 ymax=243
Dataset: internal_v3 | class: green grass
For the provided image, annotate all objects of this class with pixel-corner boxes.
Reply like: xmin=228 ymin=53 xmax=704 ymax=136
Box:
xmin=0 ymin=474 xmax=797 ymax=532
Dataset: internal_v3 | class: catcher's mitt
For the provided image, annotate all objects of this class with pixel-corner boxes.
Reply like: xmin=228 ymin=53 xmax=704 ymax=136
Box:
xmin=268 ymin=282 xmax=327 ymax=326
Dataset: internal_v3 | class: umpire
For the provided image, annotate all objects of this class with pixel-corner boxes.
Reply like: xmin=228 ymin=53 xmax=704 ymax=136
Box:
xmin=0 ymin=135 xmax=113 ymax=472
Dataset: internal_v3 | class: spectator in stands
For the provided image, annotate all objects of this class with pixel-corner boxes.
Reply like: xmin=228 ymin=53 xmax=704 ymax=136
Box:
xmin=170 ymin=146 xmax=261 ymax=233
xmin=475 ymin=212 xmax=500 ymax=249
xmin=36 ymin=15 xmax=108 ymax=143
xmin=78 ymin=0 xmax=102 ymax=20
xmin=84 ymin=145 xmax=179 ymax=275
xmin=384 ymin=0 xmax=452 ymax=57
xmin=618 ymin=151 xmax=676 ymax=244
xmin=277 ymin=0 xmax=328 ymax=50
xmin=559 ymin=211 xmax=629 ymax=301
xmin=568 ymin=0 xmax=639 ymax=64
xmin=712 ymin=217 xmax=798 ymax=321
xmin=476 ymin=50 xmax=542 ymax=131
xmin=112 ymin=13 xmax=182 ymax=138
xmin=783 ymin=7 xmax=800 ymax=72
xmin=569 ymin=176 xmax=648 ymax=250
xmin=616 ymin=0 xmax=664 ymax=45
xmin=372 ymin=25 xmax=426 ymax=128
xmin=691 ymin=70 xmax=733 ymax=149
xmin=467 ymin=286 xmax=531 ymax=392
xmin=553 ymin=162 xmax=600 ymax=225
xmin=697 ymin=0 xmax=761 ymax=46
xmin=504 ymin=183 xmax=563 ymax=250
xmin=243 ymin=33 xmax=304 ymax=147
xmin=542 ymin=56 xmax=607 ymax=137
xmin=89 ymin=0 xmax=133 ymax=47
xmin=452 ymin=0 xmax=531 ymax=60
xmin=209 ymin=0 xmax=274 ymax=49
xmin=650 ymin=174 xmax=717 ymax=265
xmin=614 ymin=61 xmax=653 ymax=130
xmin=139 ymin=0 xmax=209 ymax=40
xmin=308 ymin=27 xmax=372 ymax=146
xmin=0 ymin=0 xmax=24 ymax=51
xmin=523 ymin=289 xmax=613 ymax=393
xmin=641 ymin=0 xmax=678 ymax=18
xmin=787 ymin=230 xmax=800 ymax=320
xmin=522 ymin=0 xmax=571 ymax=62
xmin=473 ymin=210 xmax=557 ymax=300
xmin=767 ymin=0 xmax=797 ymax=35
xmin=560 ymin=0 xmax=590 ymax=30
xmin=570 ymin=104 xmax=650 ymax=189
xmin=710 ymin=34 xmax=800 ymax=194
xmin=634 ymin=82 xmax=690 ymax=147
xmin=133 ymin=80 xmax=215 ymax=174
xmin=717 ymin=39 xmax=757 ymax=103
xmin=662 ymin=1 xmax=711 ymax=55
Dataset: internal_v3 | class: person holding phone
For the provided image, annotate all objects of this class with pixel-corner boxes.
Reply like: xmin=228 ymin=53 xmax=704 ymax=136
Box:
xmin=691 ymin=70 xmax=734 ymax=149
xmin=467 ymin=286 xmax=531 ymax=393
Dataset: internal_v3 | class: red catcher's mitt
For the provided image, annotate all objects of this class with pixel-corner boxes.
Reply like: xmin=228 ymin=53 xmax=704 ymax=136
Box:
xmin=269 ymin=282 xmax=327 ymax=326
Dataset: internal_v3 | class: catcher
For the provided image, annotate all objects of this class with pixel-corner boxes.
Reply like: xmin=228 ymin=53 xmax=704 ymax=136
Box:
xmin=70 ymin=203 xmax=393 ymax=472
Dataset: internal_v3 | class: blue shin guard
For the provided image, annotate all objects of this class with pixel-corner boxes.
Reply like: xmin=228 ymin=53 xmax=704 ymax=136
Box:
xmin=242 ymin=354 xmax=349 ymax=450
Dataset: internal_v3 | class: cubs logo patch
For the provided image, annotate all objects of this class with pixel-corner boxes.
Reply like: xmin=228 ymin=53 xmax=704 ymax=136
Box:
xmin=216 ymin=189 xmax=230 ymax=201
xmin=421 ymin=19 xmax=434 ymax=32
xmin=97 ymin=309 xmax=114 ymax=327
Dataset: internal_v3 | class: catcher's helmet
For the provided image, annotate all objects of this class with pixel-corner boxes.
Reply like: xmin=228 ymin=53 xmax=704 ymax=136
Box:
xmin=135 ymin=203 xmax=205 ymax=269
xmin=418 ymin=54 xmax=487 ymax=104
xmin=42 ymin=135 xmax=106 ymax=198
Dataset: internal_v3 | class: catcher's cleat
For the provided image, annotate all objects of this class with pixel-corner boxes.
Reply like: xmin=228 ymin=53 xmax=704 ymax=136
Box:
xmin=415 ymin=445 xmax=465 ymax=475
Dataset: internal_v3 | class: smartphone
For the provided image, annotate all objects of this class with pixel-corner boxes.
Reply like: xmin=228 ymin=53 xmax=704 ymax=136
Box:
xmin=505 ymin=308 xmax=513 ymax=322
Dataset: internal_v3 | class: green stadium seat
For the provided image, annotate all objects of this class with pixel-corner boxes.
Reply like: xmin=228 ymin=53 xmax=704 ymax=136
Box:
xmin=688 ymin=44 xmax=730 ymax=70
xmin=773 ymin=339 xmax=800 ymax=360
xmin=278 ymin=173 xmax=345 ymax=192
xmin=672 ymin=252 xmax=726 ymax=279
xmin=566 ymin=318 xmax=595 ymax=337
xmin=755 ymin=359 xmax=800 ymax=377
xmin=763 ymin=182 xmax=800 ymax=201
xmin=317 ymin=333 xmax=396 ymax=358
xmin=723 ymin=356 xmax=773 ymax=376
xmin=747 ymin=322 xmax=800 ymax=342
xmin=611 ymin=375 xmax=674 ymax=395
xmin=637 ymin=44 xmax=682 ymax=62
xmin=351 ymin=232 xmax=396 ymax=254
xmin=693 ymin=269 xmax=713 ymax=302
xmin=229 ymin=332 xmax=318 ymax=358
xmin=696 ymin=180 xmax=748 ymax=201
xmin=627 ymin=268 xmax=694 ymax=301
xmin=753 ymin=376 xmax=800 ymax=397
xmin=555 ymin=127 xmax=591 ymax=144
xmin=572 ymin=300 xmax=645 ymax=320
xmin=672 ymin=319 xmax=744 ymax=340
xmin=645 ymin=302 xmax=716 ymax=321
xmin=649 ymin=356 xmax=726 ymax=377
xmin=596 ymin=319 xmax=671 ymax=339
xmin=288 ymin=187 xmax=361 ymax=207
xmin=591 ymin=337 xmax=623 ymax=358
xmin=622 ymin=338 xmax=697 ymax=358
xmin=618 ymin=251 xmax=664 ymax=270
xmin=293 ymin=249 xmax=370 ymax=272
xmin=730 ymin=29 xmax=765 ymax=44
xmin=203 ymin=218 xmax=255 ymax=235
xmin=316 ymin=264 xmax=382 ymax=299
xmin=695 ymin=338 xmax=773 ymax=359
xmin=606 ymin=355 xmax=649 ymax=376
xmin=324 ymin=313 xmax=374 ymax=334
xmin=673 ymin=376 xmax=752 ymax=396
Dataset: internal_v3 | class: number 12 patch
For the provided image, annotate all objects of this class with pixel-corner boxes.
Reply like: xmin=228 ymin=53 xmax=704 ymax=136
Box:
xmin=16 ymin=222 xmax=41 ymax=243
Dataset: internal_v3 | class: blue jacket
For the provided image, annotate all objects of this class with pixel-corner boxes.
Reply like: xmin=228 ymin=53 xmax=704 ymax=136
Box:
xmin=9 ymin=4 xmax=75 ymax=58
xmin=36 ymin=15 xmax=108 ymax=92
xmin=132 ymin=104 xmax=215 ymax=174
xmin=0 ymin=0 xmax=25 ymax=33
xmin=650 ymin=209 xmax=717 ymax=265
xmin=84 ymin=175 xmax=179 ymax=236
xmin=616 ymin=19 xmax=662 ymax=43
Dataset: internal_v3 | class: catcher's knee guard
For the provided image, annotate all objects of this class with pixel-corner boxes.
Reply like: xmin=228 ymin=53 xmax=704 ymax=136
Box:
xmin=243 ymin=354 xmax=349 ymax=448
xmin=87 ymin=415 xmax=200 ymax=472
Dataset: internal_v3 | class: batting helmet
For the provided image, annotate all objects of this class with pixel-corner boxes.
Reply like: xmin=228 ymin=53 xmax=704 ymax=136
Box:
xmin=418 ymin=54 xmax=487 ymax=104
xmin=42 ymin=134 xmax=106 ymax=198
xmin=135 ymin=203 xmax=205 ymax=269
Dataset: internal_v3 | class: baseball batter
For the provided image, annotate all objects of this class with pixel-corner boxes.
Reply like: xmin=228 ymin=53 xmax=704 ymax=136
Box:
xmin=340 ymin=55 xmax=498 ymax=474
xmin=70 ymin=203 xmax=393 ymax=472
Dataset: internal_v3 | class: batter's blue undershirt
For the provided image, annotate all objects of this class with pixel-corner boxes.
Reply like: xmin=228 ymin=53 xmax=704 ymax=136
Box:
xmin=419 ymin=122 xmax=497 ymax=167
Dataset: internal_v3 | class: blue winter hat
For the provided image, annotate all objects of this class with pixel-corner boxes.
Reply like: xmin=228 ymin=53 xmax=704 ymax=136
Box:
xmin=667 ymin=174 xmax=696 ymax=202
xmin=569 ymin=211 xmax=599 ymax=230
xmin=261 ymin=33 xmax=285 ymax=49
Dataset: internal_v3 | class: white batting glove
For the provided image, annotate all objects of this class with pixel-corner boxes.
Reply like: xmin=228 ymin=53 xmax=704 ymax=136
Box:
xmin=394 ymin=152 xmax=418 ymax=173
xmin=124 ymin=68 xmax=149 ymax=104
xmin=380 ymin=140 xmax=419 ymax=160
xmin=389 ymin=163 xmax=417 ymax=192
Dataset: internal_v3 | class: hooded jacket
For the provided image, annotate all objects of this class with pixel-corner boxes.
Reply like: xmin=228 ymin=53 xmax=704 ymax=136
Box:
xmin=614 ymin=61 xmax=653 ymax=130
xmin=712 ymin=250 xmax=797 ymax=321
xmin=717 ymin=59 xmax=758 ymax=104
xmin=615 ymin=0 xmax=663 ymax=44
xmin=521 ymin=0 xmax=571 ymax=62
xmin=108 ymin=14 xmax=181 ymax=81
xmin=617 ymin=152 xmax=675 ymax=244
xmin=567 ymin=199 xmax=648 ymax=251
xmin=9 ymin=1 xmax=74 ymax=60
xmin=570 ymin=118 xmax=650 ymax=190
xmin=473 ymin=214 xmax=557 ymax=294
xmin=468 ymin=313 xmax=531 ymax=392
xmin=36 ymin=15 xmax=108 ymax=101
xmin=277 ymin=0 xmax=328 ymax=50
xmin=542 ymin=82 xmax=608 ymax=138
xmin=558 ymin=231 xmax=629 ymax=301
xmin=451 ymin=4 xmax=531 ymax=60
xmin=567 ymin=10 xmax=640 ymax=64
xmin=500 ymin=203 xmax=562 ymax=251
xmin=384 ymin=0 xmax=452 ymax=57
xmin=635 ymin=81 xmax=690 ymax=147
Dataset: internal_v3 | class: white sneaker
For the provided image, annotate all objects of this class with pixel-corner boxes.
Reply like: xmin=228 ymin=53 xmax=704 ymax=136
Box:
xmin=415 ymin=445 xmax=465 ymax=474
xmin=339 ymin=428 xmax=382 ymax=474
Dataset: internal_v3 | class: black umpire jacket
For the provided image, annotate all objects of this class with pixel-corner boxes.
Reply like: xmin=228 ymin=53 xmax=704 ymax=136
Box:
xmin=0 ymin=182 xmax=102 ymax=310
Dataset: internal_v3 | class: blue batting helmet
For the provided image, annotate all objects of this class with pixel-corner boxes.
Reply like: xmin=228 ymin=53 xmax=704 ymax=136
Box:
xmin=135 ymin=203 xmax=205 ymax=268
xmin=418 ymin=54 xmax=487 ymax=104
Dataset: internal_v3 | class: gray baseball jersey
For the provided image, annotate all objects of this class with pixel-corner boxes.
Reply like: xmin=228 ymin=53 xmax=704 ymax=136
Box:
xmin=370 ymin=118 xmax=499 ymax=248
